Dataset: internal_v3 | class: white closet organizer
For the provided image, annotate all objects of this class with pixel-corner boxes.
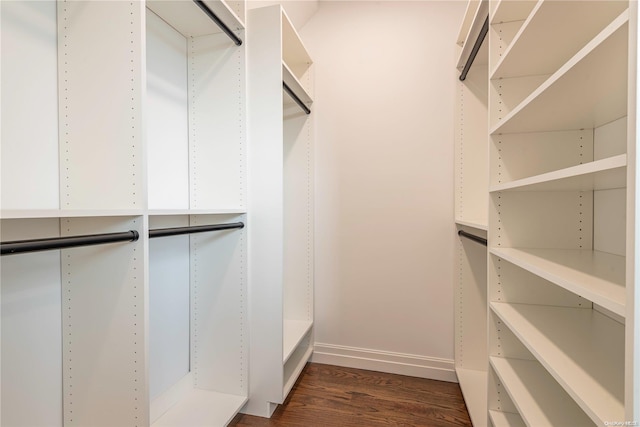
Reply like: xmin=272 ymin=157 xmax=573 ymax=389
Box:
xmin=454 ymin=2 xmax=489 ymax=426
xmin=487 ymin=0 xmax=637 ymax=425
xmin=1 ymin=0 xmax=247 ymax=425
xmin=246 ymin=5 xmax=314 ymax=418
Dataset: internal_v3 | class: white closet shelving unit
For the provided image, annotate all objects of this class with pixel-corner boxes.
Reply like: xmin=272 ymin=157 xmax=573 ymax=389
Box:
xmin=246 ymin=4 xmax=314 ymax=418
xmin=1 ymin=0 xmax=247 ymax=425
xmin=145 ymin=1 xmax=247 ymax=426
xmin=487 ymin=0 xmax=638 ymax=425
xmin=454 ymin=2 xmax=489 ymax=426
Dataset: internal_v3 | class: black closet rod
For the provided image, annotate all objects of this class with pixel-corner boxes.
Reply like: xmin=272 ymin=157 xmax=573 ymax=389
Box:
xmin=283 ymin=82 xmax=311 ymax=115
xmin=193 ymin=0 xmax=242 ymax=46
xmin=458 ymin=230 xmax=487 ymax=246
xmin=1 ymin=230 xmax=139 ymax=256
xmin=149 ymin=222 xmax=245 ymax=239
xmin=459 ymin=16 xmax=488 ymax=81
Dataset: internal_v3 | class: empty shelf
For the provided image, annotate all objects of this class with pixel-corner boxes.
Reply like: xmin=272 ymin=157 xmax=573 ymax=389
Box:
xmin=491 ymin=11 xmax=628 ymax=134
xmin=490 ymin=155 xmax=626 ymax=192
xmin=491 ymin=302 xmax=624 ymax=425
xmin=490 ymin=357 xmax=594 ymax=426
xmin=490 ymin=247 xmax=625 ymax=316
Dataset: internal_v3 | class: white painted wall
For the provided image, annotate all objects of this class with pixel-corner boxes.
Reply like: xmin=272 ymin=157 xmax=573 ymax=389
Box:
xmin=300 ymin=1 xmax=466 ymax=380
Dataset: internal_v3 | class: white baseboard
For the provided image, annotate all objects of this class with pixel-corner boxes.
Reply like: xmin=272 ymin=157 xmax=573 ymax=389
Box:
xmin=310 ymin=343 xmax=457 ymax=383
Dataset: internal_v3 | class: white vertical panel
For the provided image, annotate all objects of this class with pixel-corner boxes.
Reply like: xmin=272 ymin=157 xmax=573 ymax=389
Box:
xmin=594 ymin=116 xmax=627 ymax=160
xmin=283 ymin=113 xmax=313 ymax=322
xmin=246 ymin=4 xmax=284 ymax=416
xmin=1 ymin=1 xmax=59 ymax=210
xmin=148 ymin=221 xmax=190 ymax=400
xmin=490 ymin=130 xmax=593 ymax=186
xmin=61 ymin=216 xmax=146 ymax=426
xmin=594 ymin=189 xmax=626 ymax=257
xmin=489 ymin=74 xmax=547 ymax=127
xmin=58 ymin=1 xmax=144 ymax=210
xmin=593 ymin=116 xmax=627 ymax=256
xmin=189 ymin=31 xmax=246 ymax=210
xmin=1 ymin=218 xmax=62 ymax=427
xmin=491 ymin=191 xmax=594 ymax=249
xmin=190 ymin=214 xmax=246 ymax=396
xmin=146 ymin=10 xmax=189 ymax=210
xmin=628 ymin=1 xmax=638 ymax=420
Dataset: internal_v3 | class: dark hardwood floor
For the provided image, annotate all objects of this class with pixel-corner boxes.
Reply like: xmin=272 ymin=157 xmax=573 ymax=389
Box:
xmin=230 ymin=363 xmax=472 ymax=426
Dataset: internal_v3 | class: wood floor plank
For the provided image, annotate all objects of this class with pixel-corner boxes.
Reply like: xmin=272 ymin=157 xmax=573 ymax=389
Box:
xmin=230 ymin=363 xmax=472 ymax=426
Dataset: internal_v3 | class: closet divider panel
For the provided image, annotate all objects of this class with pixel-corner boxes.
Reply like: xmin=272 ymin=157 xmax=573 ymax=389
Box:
xmin=1 ymin=218 xmax=63 ymax=427
xmin=246 ymin=4 xmax=285 ymax=416
xmin=1 ymin=0 xmax=59 ymax=211
xmin=628 ymin=4 xmax=639 ymax=417
xmin=246 ymin=4 xmax=315 ymax=416
xmin=57 ymin=0 xmax=144 ymax=211
xmin=60 ymin=216 xmax=147 ymax=427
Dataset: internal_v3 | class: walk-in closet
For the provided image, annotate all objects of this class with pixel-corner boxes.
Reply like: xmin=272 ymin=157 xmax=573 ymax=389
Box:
xmin=1 ymin=0 xmax=638 ymax=425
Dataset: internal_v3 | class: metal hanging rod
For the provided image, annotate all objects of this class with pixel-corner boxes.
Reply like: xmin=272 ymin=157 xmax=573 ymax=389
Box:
xmin=1 ymin=230 xmax=139 ymax=256
xmin=283 ymin=82 xmax=311 ymax=115
xmin=193 ymin=0 xmax=242 ymax=46
xmin=149 ymin=222 xmax=244 ymax=239
xmin=459 ymin=16 xmax=488 ymax=81
xmin=458 ymin=230 xmax=487 ymax=246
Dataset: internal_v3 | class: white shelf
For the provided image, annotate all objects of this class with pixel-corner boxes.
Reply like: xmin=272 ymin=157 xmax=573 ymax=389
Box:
xmin=490 ymin=0 xmax=536 ymax=26
xmin=491 ymin=10 xmax=629 ymax=135
xmin=490 ymin=357 xmax=594 ymax=426
xmin=146 ymin=0 xmax=244 ymax=38
xmin=281 ymin=8 xmax=312 ymax=69
xmin=491 ymin=1 xmax=628 ymax=79
xmin=283 ymin=344 xmax=313 ymax=398
xmin=457 ymin=1 xmax=483 ymax=46
xmin=151 ymin=389 xmax=247 ymax=427
xmin=455 ymin=219 xmax=489 ymax=231
xmin=488 ymin=410 xmax=525 ymax=427
xmin=0 ymin=209 xmax=142 ymax=219
xmin=148 ymin=209 xmax=247 ymax=216
xmin=456 ymin=0 xmax=489 ymax=70
xmin=489 ymin=154 xmax=626 ymax=192
xmin=283 ymin=319 xmax=313 ymax=364
xmin=456 ymin=368 xmax=487 ymax=427
xmin=283 ymin=61 xmax=313 ymax=107
xmin=491 ymin=302 xmax=624 ymax=425
xmin=490 ymin=247 xmax=625 ymax=317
